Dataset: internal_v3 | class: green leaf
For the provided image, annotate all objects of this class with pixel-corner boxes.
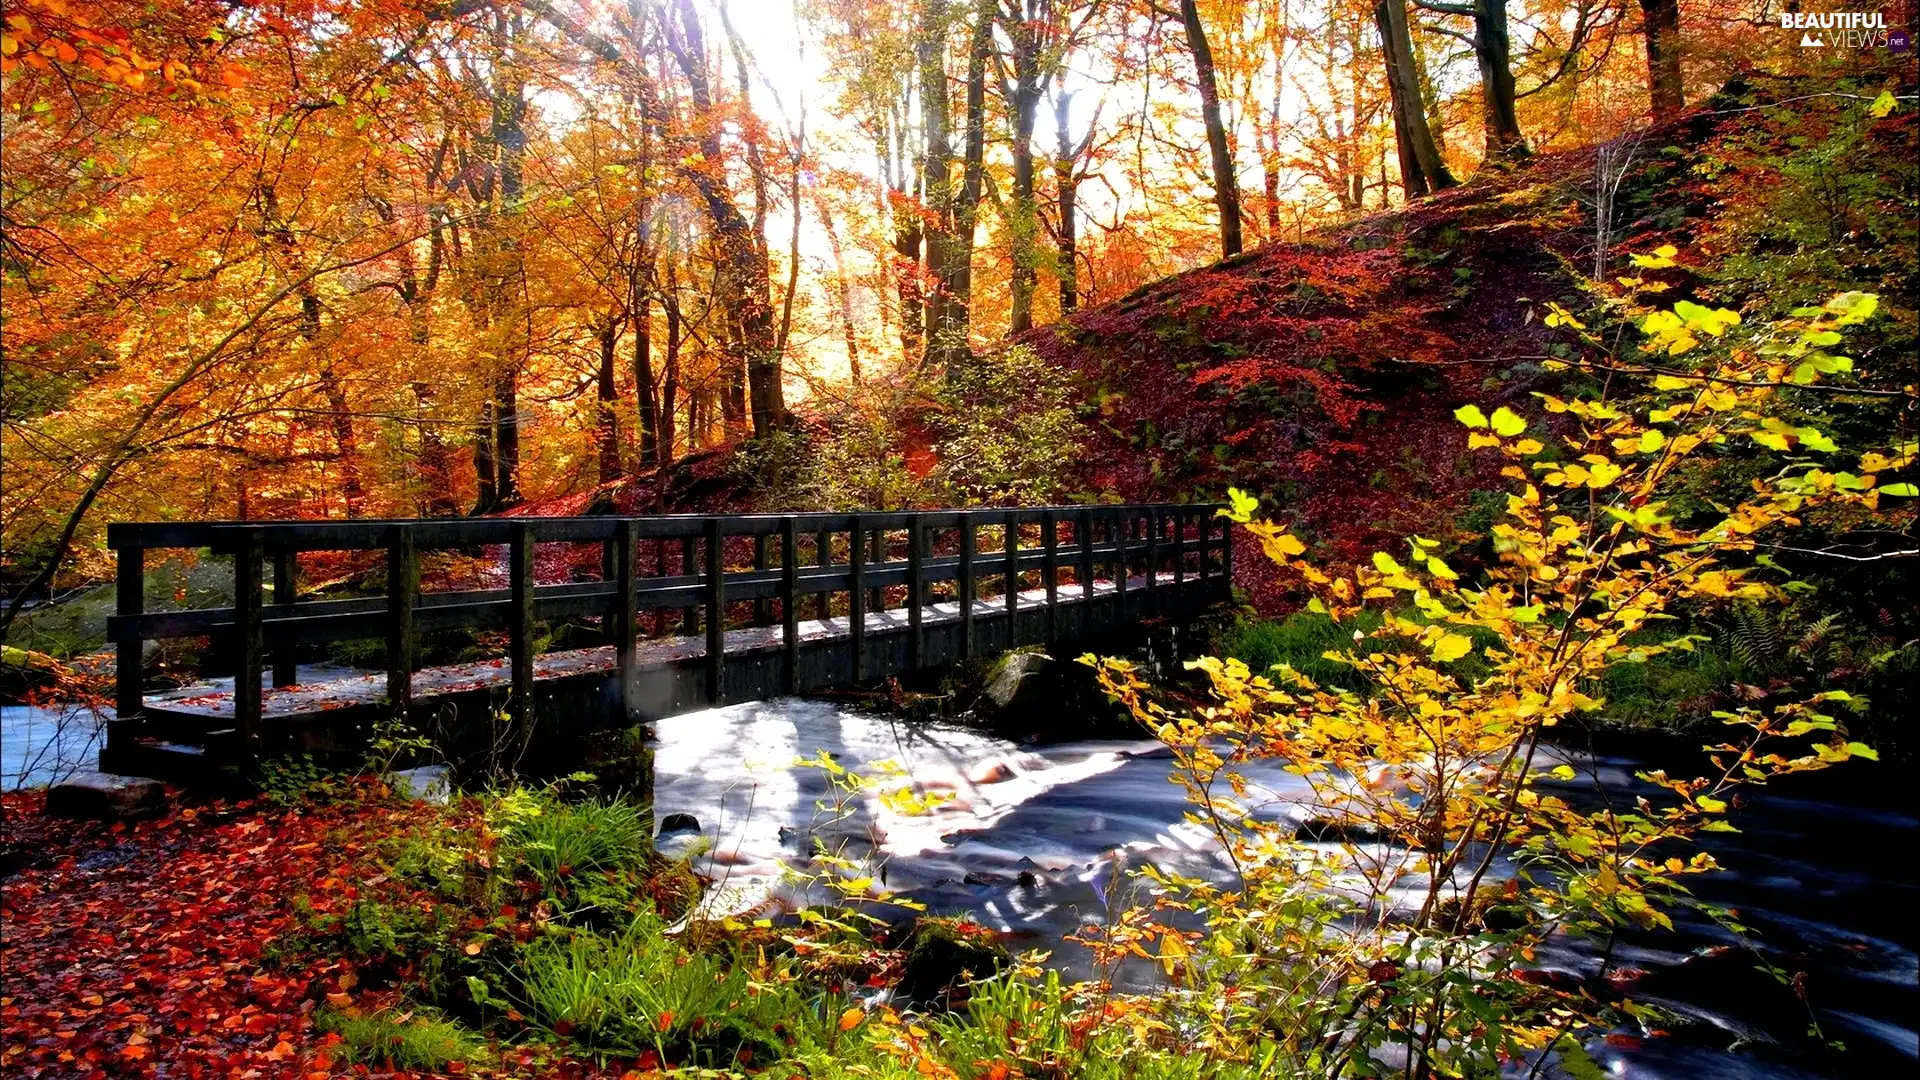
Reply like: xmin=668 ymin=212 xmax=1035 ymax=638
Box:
xmin=1879 ymin=482 xmax=1918 ymax=497
xmin=1869 ymin=90 xmax=1897 ymax=118
xmin=1454 ymin=404 xmax=1489 ymax=429
xmin=1847 ymin=742 xmax=1880 ymax=761
xmin=1549 ymin=764 xmax=1577 ymax=781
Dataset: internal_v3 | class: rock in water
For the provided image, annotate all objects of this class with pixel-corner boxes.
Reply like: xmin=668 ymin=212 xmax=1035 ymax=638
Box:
xmin=46 ymin=771 xmax=165 ymax=820
xmin=980 ymin=650 xmax=1052 ymax=712
xmin=658 ymin=811 xmax=701 ymax=835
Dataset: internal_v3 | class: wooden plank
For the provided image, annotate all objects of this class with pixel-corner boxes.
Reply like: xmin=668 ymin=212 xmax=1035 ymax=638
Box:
xmin=113 ymin=544 xmax=144 ymax=727
xmin=958 ymin=516 xmax=975 ymax=659
xmin=615 ymin=520 xmax=639 ymax=721
xmin=1043 ymin=510 xmax=1058 ymax=643
xmin=782 ymin=517 xmax=800 ymax=693
xmin=510 ymin=522 xmax=536 ymax=726
xmin=907 ymin=520 xmax=924 ymax=669
xmin=272 ymin=550 xmax=297 ymax=688
xmin=705 ymin=518 xmax=726 ymax=703
xmin=232 ymin=528 xmax=264 ymax=750
xmin=1112 ymin=509 xmax=1127 ymax=624
xmin=386 ymin=525 xmax=418 ymax=715
xmin=848 ymin=515 xmax=866 ymax=682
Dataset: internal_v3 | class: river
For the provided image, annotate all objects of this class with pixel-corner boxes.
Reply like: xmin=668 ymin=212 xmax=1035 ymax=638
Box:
xmin=5 ymin=695 xmax=1913 ymax=1077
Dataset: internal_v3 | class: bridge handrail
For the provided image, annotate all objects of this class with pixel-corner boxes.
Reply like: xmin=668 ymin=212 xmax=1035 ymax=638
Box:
xmin=109 ymin=504 xmax=1232 ymax=748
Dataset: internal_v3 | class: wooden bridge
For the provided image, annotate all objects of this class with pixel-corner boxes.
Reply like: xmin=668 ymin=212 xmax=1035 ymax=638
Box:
xmin=101 ymin=504 xmax=1232 ymax=777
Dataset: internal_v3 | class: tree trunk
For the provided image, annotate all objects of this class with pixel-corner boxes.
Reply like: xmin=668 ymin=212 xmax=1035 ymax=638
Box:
xmin=945 ymin=0 xmax=990 ymax=367
xmin=661 ymin=257 xmax=681 ymax=462
xmin=814 ymin=192 xmax=862 ymax=382
xmin=1178 ymin=0 xmax=1243 ymax=259
xmin=1376 ymin=0 xmax=1456 ymax=197
xmin=492 ymin=369 xmax=521 ymax=506
xmin=472 ymin=401 xmax=498 ymax=514
xmin=1053 ymin=88 xmax=1080 ymax=315
xmin=1473 ymin=0 xmax=1527 ymax=160
xmin=1003 ymin=0 xmax=1044 ymax=334
xmin=918 ymin=0 xmax=957 ymax=367
xmin=1638 ymin=0 xmax=1683 ymax=122
xmin=632 ymin=273 xmax=658 ymax=470
xmin=597 ymin=319 xmax=623 ymax=485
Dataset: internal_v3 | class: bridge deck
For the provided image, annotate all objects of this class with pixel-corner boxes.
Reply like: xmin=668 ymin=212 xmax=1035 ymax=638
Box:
xmin=141 ymin=576 xmax=1167 ymax=724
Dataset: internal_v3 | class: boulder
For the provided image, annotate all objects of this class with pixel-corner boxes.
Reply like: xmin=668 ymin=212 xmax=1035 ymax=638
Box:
xmin=896 ymin=917 xmax=1011 ymax=1008
xmin=1293 ymin=816 xmax=1383 ymax=845
xmin=981 ymin=650 xmax=1053 ymax=712
xmin=46 ymin=771 xmax=166 ymax=820
xmin=658 ymin=811 xmax=701 ymax=835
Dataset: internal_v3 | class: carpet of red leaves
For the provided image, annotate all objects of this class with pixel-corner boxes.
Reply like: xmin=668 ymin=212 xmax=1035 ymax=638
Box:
xmin=0 ymin=790 xmax=500 ymax=1079
xmin=2 ymin=790 xmax=352 ymax=1077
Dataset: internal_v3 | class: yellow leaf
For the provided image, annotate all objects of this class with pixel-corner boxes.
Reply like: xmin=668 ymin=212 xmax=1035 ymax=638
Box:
xmin=1869 ymin=90 xmax=1897 ymax=118
xmin=1490 ymin=407 xmax=1527 ymax=437
xmin=1430 ymin=633 xmax=1473 ymax=663
xmin=1426 ymin=557 xmax=1458 ymax=581
xmin=839 ymin=1007 xmax=865 ymax=1032
xmin=1454 ymin=404 xmax=1489 ymax=429
xmin=1371 ymin=552 xmax=1406 ymax=575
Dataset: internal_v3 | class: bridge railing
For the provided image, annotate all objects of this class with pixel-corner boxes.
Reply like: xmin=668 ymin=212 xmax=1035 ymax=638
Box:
xmin=107 ymin=504 xmax=1230 ymax=746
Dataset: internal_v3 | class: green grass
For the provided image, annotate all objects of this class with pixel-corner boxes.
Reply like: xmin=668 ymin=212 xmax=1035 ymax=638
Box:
xmin=502 ymin=795 xmax=651 ymax=883
xmin=1220 ymin=610 xmax=1384 ymax=690
xmin=318 ymin=1007 xmax=487 ymax=1070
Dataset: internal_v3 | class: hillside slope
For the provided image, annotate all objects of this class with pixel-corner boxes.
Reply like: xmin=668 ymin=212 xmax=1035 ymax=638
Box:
xmin=1030 ymin=78 xmax=1917 ymax=609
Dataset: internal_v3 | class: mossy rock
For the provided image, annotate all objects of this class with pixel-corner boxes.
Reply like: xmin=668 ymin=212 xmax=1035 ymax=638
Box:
xmin=896 ymin=917 xmax=1010 ymax=1009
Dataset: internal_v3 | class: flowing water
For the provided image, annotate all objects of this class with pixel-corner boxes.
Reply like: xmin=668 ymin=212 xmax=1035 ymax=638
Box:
xmin=5 ymin=694 xmax=1913 ymax=1076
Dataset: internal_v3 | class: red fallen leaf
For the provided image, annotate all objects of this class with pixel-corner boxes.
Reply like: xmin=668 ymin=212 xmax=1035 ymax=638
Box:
xmin=655 ymin=1011 xmax=675 ymax=1032
xmin=1603 ymin=1034 xmax=1644 ymax=1049
xmin=554 ymin=1019 xmax=574 ymax=1036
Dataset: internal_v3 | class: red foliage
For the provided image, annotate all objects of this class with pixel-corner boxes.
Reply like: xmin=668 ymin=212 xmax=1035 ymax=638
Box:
xmin=1029 ymin=153 xmax=1608 ymax=610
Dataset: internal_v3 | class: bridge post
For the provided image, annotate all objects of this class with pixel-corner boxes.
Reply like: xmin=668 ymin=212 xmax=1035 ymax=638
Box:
xmin=1004 ymin=511 xmax=1019 ymax=638
xmin=814 ymin=526 xmax=832 ymax=620
xmin=679 ymin=536 xmax=699 ymax=636
xmin=848 ymin=514 xmax=866 ymax=681
xmin=705 ymin=518 xmax=725 ymax=704
xmin=1043 ymin=510 xmax=1058 ymax=643
xmin=510 ymin=522 xmax=536 ymax=728
xmin=1171 ymin=507 xmax=1187 ymax=611
xmin=272 ymin=550 xmax=298 ymax=688
xmin=1145 ymin=508 xmax=1161 ymax=614
xmin=781 ymin=517 xmax=799 ymax=693
xmin=112 ymin=539 xmax=144 ymax=736
xmin=1112 ymin=508 xmax=1128 ymax=624
xmin=958 ymin=514 xmax=975 ymax=658
xmin=614 ymin=520 xmax=639 ymax=720
xmin=907 ymin=516 xmax=924 ymax=669
xmin=1076 ymin=509 xmax=1094 ymax=633
xmin=753 ymin=533 xmax=772 ymax=626
xmin=866 ymin=527 xmax=883 ymax=616
xmin=386 ymin=525 xmax=418 ymax=718
xmin=232 ymin=527 xmax=264 ymax=752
